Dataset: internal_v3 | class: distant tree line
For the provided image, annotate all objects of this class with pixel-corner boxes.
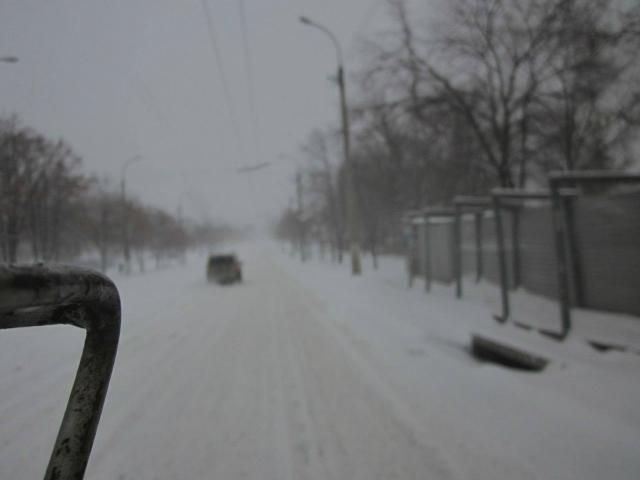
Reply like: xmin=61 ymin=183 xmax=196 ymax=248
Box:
xmin=0 ymin=114 xmax=239 ymax=270
xmin=276 ymin=0 xmax=640 ymax=267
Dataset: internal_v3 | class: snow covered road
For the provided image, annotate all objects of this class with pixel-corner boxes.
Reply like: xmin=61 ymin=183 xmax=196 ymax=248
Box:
xmin=1 ymin=246 xmax=639 ymax=479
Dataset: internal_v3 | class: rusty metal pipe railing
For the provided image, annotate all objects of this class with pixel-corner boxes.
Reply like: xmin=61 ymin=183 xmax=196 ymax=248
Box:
xmin=490 ymin=188 xmax=579 ymax=328
xmin=0 ymin=265 xmax=120 ymax=480
xmin=548 ymin=170 xmax=640 ymax=339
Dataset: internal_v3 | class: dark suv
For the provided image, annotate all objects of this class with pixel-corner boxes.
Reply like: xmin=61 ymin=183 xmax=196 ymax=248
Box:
xmin=206 ymin=254 xmax=242 ymax=284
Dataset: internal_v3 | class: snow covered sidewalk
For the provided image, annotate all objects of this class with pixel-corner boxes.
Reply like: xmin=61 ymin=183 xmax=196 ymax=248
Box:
xmin=279 ymin=249 xmax=640 ymax=480
xmin=452 ymin=272 xmax=640 ymax=353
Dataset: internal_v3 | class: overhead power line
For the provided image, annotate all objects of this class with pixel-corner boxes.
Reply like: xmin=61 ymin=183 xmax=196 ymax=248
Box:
xmin=199 ymin=0 xmax=243 ymax=153
xmin=347 ymin=0 xmax=383 ymax=57
xmin=198 ymin=0 xmax=251 ymax=216
xmin=237 ymin=162 xmax=271 ymax=173
xmin=238 ymin=0 xmax=262 ymax=164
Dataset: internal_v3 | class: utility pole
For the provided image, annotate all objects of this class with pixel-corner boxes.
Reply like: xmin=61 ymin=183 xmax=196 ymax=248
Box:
xmin=296 ymin=171 xmax=306 ymax=262
xmin=337 ymin=64 xmax=361 ymax=275
xmin=177 ymin=202 xmax=186 ymax=265
xmin=120 ymin=178 xmax=130 ymax=274
xmin=121 ymin=155 xmax=141 ymax=274
xmin=300 ymin=16 xmax=362 ymax=275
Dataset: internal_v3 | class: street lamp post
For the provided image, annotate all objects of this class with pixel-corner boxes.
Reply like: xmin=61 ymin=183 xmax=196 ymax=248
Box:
xmin=121 ymin=155 xmax=142 ymax=274
xmin=295 ymin=169 xmax=307 ymax=262
xmin=299 ymin=16 xmax=362 ymax=275
xmin=279 ymin=154 xmax=307 ymax=262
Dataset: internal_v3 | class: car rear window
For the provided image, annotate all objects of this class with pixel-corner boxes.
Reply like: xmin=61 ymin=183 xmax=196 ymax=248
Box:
xmin=209 ymin=256 xmax=235 ymax=265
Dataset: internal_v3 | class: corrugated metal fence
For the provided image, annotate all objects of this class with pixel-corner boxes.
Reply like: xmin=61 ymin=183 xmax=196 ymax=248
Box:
xmin=409 ymin=190 xmax=640 ymax=317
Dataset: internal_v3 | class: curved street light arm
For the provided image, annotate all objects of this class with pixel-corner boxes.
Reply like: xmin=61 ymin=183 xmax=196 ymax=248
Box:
xmin=299 ymin=16 xmax=344 ymax=68
xmin=121 ymin=155 xmax=142 ymax=180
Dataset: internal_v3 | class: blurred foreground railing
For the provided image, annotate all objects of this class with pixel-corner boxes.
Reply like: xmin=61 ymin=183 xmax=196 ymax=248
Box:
xmin=0 ymin=265 xmax=120 ymax=480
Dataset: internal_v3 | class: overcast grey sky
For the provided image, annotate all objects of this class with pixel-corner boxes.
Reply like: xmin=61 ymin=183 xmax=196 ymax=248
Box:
xmin=0 ymin=0 xmax=394 ymax=226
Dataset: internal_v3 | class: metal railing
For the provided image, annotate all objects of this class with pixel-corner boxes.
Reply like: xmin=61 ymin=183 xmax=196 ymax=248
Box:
xmin=0 ymin=265 xmax=121 ymax=480
xmin=548 ymin=171 xmax=640 ymax=339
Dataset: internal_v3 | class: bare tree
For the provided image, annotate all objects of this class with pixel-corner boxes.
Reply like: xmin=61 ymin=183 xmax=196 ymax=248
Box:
xmin=1 ymin=114 xmax=224 ymax=269
xmin=0 ymin=116 xmax=42 ymax=262
xmin=278 ymin=0 xmax=639 ymax=251
xmin=25 ymin=139 xmax=87 ymax=261
xmin=363 ymin=0 xmax=639 ymax=188
xmin=80 ymin=180 xmax=121 ymax=272
xmin=532 ymin=0 xmax=640 ymax=173
xmin=301 ymin=129 xmax=346 ymax=262
xmin=380 ymin=0 xmax=568 ymax=186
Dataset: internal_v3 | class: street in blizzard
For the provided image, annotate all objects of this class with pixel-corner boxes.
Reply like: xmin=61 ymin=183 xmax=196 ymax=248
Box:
xmin=1 ymin=1 xmax=640 ymax=479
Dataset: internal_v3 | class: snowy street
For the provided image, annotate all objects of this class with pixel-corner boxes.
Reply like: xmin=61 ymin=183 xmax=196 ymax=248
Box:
xmin=1 ymin=246 xmax=639 ymax=479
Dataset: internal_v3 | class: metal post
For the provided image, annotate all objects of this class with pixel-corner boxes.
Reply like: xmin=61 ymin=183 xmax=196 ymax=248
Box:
xmin=550 ymin=182 xmax=572 ymax=338
xmin=563 ymin=194 xmax=584 ymax=307
xmin=424 ymin=217 xmax=432 ymax=292
xmin=490 ymin=187 xmax=581 ymax=337
xmin=120 ymin=177 xmax=130 ymax=273
xmin=406 ymin=222 xmax=415 ymax=288
xmin=296 ymin=171 xmax=305 ymax=262
xmin=492 ymin=195 xmax=509 ymax=323
xmin=511 ymin=206 xmax=521 ymax=288
xmin=417 ymin=220 xmax=426 ymax=292
xmin=475 ymin=212 xmax=484 ymax=282
xmin=0 ymin=265 xmax=120 ymax=480
xmin=546 ymin=170 xmax=640 ymax=338
xmin=454 ymin=204 xmax=463 ymax=298
xmin=338 ymin=65 xmax=362 ymax=275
